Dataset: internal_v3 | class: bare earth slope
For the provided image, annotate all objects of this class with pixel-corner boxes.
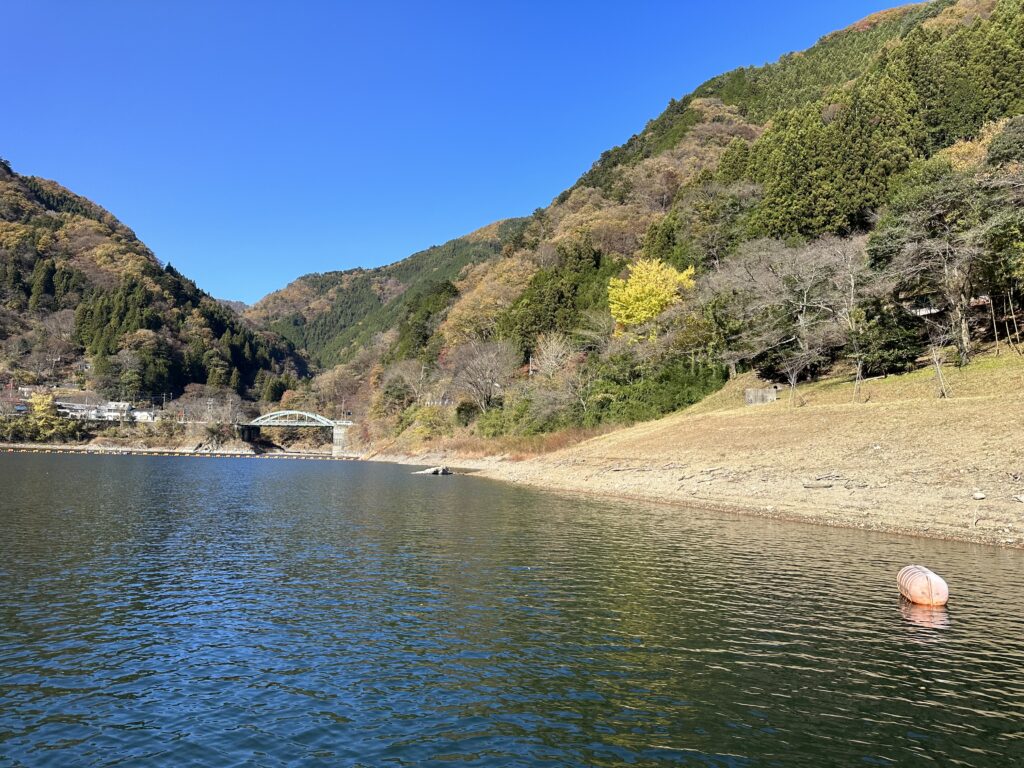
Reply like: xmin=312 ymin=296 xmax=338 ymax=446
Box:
xmin=477 ymin=355 xmax=1024 ymax=548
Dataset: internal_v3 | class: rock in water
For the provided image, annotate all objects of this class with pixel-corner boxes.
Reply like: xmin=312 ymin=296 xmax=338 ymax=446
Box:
xmin=897 ymin=565 xmax=949 ymax=606
xmin=412 ymin=466 xmax=452 ymax=475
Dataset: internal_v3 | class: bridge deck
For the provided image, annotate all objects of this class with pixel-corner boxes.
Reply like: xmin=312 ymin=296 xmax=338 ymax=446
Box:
xmin=243 ymin=410 xmax=353 ymax=428
xmin=241 ymin=419 xmax=354 ymax=427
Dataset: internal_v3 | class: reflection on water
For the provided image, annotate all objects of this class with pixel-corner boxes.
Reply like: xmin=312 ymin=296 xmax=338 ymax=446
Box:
xmin=899 ymin=599 xmax=951 ymax=631
xmin=1 ymin=453 xmax=1023 ymax=767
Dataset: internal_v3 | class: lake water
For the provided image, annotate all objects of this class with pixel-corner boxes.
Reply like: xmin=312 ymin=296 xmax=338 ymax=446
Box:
xmin=1 ymin=454 xmax=1022 ymax=767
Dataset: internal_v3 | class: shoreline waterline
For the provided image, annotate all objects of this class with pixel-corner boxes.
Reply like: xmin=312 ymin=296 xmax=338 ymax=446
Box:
xmin=0 ymin=442 xmax=356 ymax=461
xmin=364 ymin=450 xmax=1024 ymax=551
xmin=4 ymin=443 xmax=1022 ymax=550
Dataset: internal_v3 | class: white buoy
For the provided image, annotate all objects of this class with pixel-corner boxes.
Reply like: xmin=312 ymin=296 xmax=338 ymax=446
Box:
xmin=897 ymin=565 xmax=949 ymax=606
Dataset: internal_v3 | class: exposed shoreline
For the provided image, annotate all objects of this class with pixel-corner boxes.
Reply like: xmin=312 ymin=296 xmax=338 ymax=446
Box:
xmin=6 ymin=436 xmax=1024 ymax=549
xmin=6 ymin=442 xmax=1022 ymax=549
xmin=359 ymin=449 xmax=1024 ymax=550
xmin=361 ymin=359 xmax=1024 ymax=550
xmin=5 ymin=437 xmax=1023 ymax=549
xmin=7 ymin=356 xmax=1024 ymax=551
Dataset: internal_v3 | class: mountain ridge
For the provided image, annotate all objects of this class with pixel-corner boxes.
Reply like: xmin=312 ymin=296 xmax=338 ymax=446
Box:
xmin=3 ymin=0 xmax=1022 ymax=433
xmin=0 ymin=159 xmax=305 ymax=401
xmin=247 ymin=0 xmax=960 ymax=366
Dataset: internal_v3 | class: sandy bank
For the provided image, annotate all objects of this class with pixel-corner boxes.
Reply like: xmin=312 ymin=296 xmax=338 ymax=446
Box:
xmin=375 ymin=357 xmax=1024 ymax=549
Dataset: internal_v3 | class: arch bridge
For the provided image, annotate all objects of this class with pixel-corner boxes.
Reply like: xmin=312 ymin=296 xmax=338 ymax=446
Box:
xmin=237 ymin=410 xmax=354 ymax=456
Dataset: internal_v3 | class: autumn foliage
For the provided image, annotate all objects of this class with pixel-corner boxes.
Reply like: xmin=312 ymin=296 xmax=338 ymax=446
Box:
xmin=608 ymin=259 xmax=695 ymax=329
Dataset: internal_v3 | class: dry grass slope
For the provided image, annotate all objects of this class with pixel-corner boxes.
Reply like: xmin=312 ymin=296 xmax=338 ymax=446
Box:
xmin=923 ymin=0 xmax=998 ymax=29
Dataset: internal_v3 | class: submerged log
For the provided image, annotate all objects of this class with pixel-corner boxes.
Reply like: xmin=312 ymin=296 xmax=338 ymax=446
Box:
xmin=412 ymin=466 xmax=453 ymax=475
xmin=897 ymin=565 xmax=949 ymax=606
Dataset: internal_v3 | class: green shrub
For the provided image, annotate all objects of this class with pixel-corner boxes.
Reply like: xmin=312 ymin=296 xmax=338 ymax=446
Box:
xmin=455 ymin=401 xmax=478 ymax=427
xmin=987 ymin=116 xmax=1024 ymax=167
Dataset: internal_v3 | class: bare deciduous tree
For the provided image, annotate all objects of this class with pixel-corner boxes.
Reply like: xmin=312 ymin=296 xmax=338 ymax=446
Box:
xmin=450 ymin=341 xmax=519 ymax=412
xmin=564 ymin=365 xmax=597 ymax=413
xmin=704 ymin=237 xmax=875 ymax=403
xmin=386 ymin=359 xmax=432 ymax=401
xmin=820 ymin=237 xmax=890 ymax=399
xmin=313 ymin=363 xmax=366 ymax=418
xmin=531 ymin=332 xmax=575 ymax=380
xmin=884 ymin=175 xmax=991 ymax=364
xmin=925 ymin=320 xmax=952 ymax=399
xmin=896 ymin=236 xmax=982 ymax=364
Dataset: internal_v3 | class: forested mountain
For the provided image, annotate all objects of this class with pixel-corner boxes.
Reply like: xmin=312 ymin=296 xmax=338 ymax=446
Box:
xmin=0 ymin=163 xmax=305 ymax=400
xmin=269 ymin=0 xmax=1023 ymax=444
xmin=245 ymin=220 xmax=527 ymax=366
xmin=5 ymin=0 xmax=1023 ymax=443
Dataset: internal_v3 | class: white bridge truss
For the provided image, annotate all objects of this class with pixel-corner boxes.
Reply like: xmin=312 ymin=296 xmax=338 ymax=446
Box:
xmin=245 ymin=410 xmax=353 ymax=428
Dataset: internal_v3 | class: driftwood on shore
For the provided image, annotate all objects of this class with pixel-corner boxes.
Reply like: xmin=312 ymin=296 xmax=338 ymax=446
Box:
xmin=412 ymin=466 xmax=453 ymax=475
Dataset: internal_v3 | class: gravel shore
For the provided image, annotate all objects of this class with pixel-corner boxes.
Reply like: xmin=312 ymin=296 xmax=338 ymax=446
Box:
xmin=377 ymin=361 xmax=1024 ymax=549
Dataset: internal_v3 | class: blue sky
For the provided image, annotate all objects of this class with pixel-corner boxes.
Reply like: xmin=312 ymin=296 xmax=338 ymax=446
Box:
xmin=5 ymin=1 xmax=900 ymax=303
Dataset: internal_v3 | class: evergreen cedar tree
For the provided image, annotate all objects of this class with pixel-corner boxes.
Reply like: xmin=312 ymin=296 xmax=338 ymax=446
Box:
xmin=0 ymin=172 xmax=304 ymax=402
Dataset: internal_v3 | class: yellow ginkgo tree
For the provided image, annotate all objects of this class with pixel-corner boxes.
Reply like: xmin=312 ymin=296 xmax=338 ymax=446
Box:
xmin=607 ymin=258 xmax=695 ymax=330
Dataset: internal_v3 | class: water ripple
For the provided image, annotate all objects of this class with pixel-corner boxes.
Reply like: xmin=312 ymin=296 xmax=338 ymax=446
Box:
xmin=1 ymin=454 xmax=1023 ymax=766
